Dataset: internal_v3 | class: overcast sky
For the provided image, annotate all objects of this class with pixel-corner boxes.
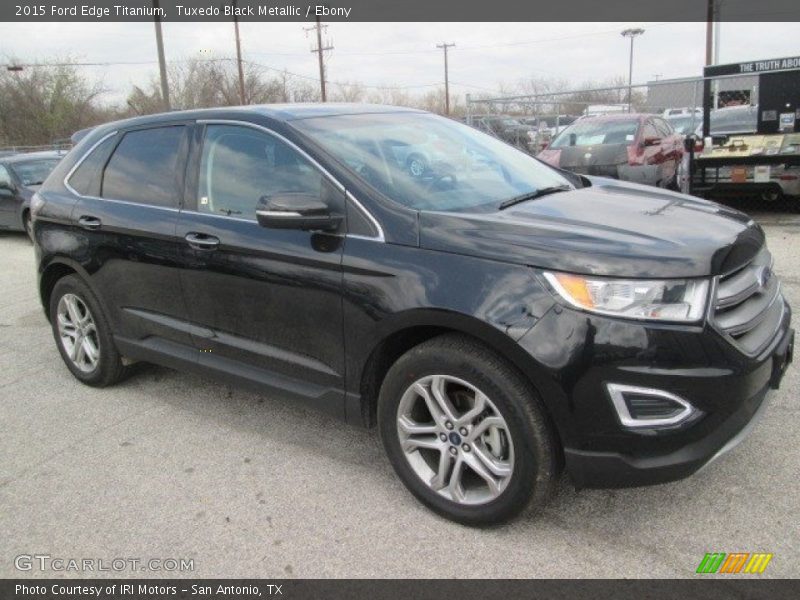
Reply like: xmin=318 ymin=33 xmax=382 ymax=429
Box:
xmin=1 ymin=21 xmax=798 ymax=105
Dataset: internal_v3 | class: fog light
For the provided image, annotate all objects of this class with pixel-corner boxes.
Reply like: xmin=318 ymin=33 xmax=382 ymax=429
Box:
xmin=607 ymin=383 xmax=697 ymax=428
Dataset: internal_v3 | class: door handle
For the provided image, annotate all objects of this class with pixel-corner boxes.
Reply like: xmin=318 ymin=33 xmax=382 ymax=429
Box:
xmin=185 ymin=232 xmax=220 ymax=250
xmin=78 ymin=216 xmax=102 ymax=230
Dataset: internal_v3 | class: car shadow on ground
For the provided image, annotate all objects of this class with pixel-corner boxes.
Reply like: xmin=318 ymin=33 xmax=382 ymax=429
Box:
xmin=112 ymin=359 xmax=764 ymax=536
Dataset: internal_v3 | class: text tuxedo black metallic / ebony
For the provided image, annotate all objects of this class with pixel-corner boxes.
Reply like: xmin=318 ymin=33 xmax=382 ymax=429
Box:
xmin=33 ymin=105 xmax=793 ymax=524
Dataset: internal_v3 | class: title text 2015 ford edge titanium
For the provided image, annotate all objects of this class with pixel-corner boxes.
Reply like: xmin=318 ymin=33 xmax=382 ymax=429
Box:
xmin=32 ymin=105 xmax=793 ymax=525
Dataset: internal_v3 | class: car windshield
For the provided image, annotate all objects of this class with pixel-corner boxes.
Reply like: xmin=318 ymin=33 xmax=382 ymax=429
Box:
xmin=9 ymin=158 xmax=60 ymax=187
xmin=292 ymin=112 xmax=570 ymax=212
xmin=550 ymin=119 xmax=639 ymax=148
xmin=667 ymin=115 xmax=701 ymax=135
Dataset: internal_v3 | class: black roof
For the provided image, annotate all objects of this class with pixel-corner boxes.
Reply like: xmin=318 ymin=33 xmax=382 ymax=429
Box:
xmin=89 ymin=103 xmax=424 ymax=137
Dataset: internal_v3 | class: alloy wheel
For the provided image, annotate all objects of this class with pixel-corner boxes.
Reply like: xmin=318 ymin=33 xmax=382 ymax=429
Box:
xmin=56 ymin=293 xmax=100 ymax=373
xmin=397 ymin=374 xmax=515 ymax=505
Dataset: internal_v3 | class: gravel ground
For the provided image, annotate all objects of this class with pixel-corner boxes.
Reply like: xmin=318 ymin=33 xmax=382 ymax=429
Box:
xmin=0 ymin=211 xmax=798 ymax=578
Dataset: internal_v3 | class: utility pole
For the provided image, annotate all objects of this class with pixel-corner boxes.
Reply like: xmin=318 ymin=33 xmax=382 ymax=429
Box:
xmin=305 ymin=16 xmax=333 ymax=102
xmin=620 ymin=28 xmax=644 ymax=113
xmin=153 ymin=0 xmax=172 ymax=111
xmin=231 ymin=0 xmax=246 ymax=104
xmin=152 ymin=0 xmax=170 ymax=111
xmin=705 ymin=0 xmax=715 ymax=66
xmin=436 ymin=42 xmax=455 ymax=115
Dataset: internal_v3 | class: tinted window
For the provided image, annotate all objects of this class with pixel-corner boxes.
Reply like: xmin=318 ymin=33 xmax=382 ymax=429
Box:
xmin=68 ymin=135 xmax=117 ymax=197
xmin=102 ymin=126 xmax=185 ymax=207
xmin=0 ymin=165 xmax=11 ymax=188
xmin=654 ymin=118 xmax=673 ymax=137
xmin=551 ymin=119 xmax=639 ymax=148
xmin=642 ymin=122 xmax=660 ymax=139
xmin=10 ymin=159 xmax=60 ymax=187
xmin=197 ymin=124 xmax=323 ymax=219
xmin=666 ymin=115 xmax=700 ymax=135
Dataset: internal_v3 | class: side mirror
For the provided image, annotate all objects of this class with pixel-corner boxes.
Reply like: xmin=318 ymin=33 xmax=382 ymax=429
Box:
xmin=643 ymin=136 xmax=662 ymax=147
xmin=256 ymin=192 xmax=342 ymax=232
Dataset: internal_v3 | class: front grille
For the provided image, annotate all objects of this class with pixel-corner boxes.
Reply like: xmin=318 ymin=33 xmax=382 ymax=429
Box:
xmin=713 ymin=246 xmax=784 ymax=356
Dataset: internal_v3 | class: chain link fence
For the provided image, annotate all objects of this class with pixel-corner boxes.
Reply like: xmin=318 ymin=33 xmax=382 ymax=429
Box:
xmin=0 ymin=139 xmax=72 ymax=157
xmin=464 ymin=74 xmax=800 ymax=214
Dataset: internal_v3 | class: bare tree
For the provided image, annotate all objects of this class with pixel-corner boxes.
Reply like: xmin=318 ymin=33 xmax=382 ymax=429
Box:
xmin=331 ymin=81 xmax=366 ymax=103
xmin=0 ymin=60 xmax=111 ymax=146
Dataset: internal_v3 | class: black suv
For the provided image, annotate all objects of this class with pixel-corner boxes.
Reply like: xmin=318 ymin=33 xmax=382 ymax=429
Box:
xmin=33 ymin=105 xmax=793 ymax=525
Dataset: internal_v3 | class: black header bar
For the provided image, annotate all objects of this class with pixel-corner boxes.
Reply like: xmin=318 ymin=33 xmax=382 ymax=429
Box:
xmin=4 ymin=0 xmax=800 ymax=22
xmin=2 ymin=579 xmax=799 ymax=600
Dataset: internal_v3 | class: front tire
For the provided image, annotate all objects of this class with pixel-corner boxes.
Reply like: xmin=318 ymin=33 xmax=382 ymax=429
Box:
xmin=49 ymin=275 xmax=125 ymax=387
xmin=378 ymin=334 xmax=558 ymax=525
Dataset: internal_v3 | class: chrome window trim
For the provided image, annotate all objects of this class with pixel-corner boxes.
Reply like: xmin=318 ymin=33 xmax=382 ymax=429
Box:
xmin=606 ymin=383 xmax=696 ymax=428
xmin=195 ymin=119 xmax=385 ymax=242
xmin=63 ymin=130 xmax=118 ymax=197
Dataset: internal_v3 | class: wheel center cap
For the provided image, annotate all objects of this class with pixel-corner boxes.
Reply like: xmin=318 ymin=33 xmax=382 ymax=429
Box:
xmin=448 ymin=432 xmax=462 ymax=446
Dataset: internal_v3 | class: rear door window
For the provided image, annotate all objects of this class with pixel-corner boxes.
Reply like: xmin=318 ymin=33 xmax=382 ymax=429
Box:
xmin=101 ymin=126 xmax=185 ymax=207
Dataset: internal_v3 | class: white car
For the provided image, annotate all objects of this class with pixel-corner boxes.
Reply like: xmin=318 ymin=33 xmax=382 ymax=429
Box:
xmin=663 ymin=107 xmax=702 ymax=118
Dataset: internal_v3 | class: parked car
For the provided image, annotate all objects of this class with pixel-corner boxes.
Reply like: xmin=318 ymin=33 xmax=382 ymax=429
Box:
xmin=0 ymin=150 xmax=65 ymax=238
xmin=34 ymin=105 xmax=793 ymax=525
xmin=666 ymin=113 xmax=703 ymax=136
xmin=470 ymin=115 xmax=534 ymax=149
xmin=663 ymin=107 xmax=702 ymax=119
xmin=537 ymin=114 xmax=685 ymax=188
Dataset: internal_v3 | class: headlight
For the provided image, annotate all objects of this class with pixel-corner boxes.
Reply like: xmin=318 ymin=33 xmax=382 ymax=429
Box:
xmin=542 ymin=272 xmax=709 ymax=322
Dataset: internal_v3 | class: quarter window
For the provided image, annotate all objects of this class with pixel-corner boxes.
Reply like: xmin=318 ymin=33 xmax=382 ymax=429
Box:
xmin=0 ymin=165 xmax=11 ymax=188
xmin=642 ymin=122 xmax=660 ymax=140
xmin=102 ymin=126 xmax=185 ymax=207
xmin=67 ymin=135 xmax=117 ymax=197
xmin=197 ymin=124 xmax=323 ymax=219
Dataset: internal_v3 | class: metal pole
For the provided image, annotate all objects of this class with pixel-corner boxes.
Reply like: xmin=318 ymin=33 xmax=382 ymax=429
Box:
xmin=232 ymin=0 xmax=246 ymax=105
xmin=465 ymin=93 xmax=473 ymax=125
xmin=705 ymin=0 xmax=714 ymax=66
xmin=621 ymin=28 xmax=643 ymax=113
xmin=437 ymin=43 xmax=455 ymax=116
xmin=315 ymin=15 xmax=327 ymax=102
xmin=152 ymin=0 xmax=170 ymax=111
xmin=628 ymin=35 xmax=634 ymax=112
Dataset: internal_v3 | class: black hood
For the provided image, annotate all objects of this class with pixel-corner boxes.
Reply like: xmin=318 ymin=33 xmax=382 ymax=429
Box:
xmin=419 ymin=180 xmax=763 ymax=278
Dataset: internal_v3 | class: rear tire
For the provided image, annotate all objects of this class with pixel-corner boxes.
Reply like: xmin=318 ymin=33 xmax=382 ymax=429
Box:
xmin=23 ymin=210 xmax=33 ymax=242
xmin=378 ymin=334 xmax=558 ymax=525
xmin=49 ymin=275 xmax=125 ymax=387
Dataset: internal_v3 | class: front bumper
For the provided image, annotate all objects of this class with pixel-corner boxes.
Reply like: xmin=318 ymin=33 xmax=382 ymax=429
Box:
xmin=516 ymin=299 xmax=793 ymax=489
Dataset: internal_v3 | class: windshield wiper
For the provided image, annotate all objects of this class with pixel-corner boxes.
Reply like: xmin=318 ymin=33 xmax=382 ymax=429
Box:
xmin=498 ymin=185 xmax=572 ymax=210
